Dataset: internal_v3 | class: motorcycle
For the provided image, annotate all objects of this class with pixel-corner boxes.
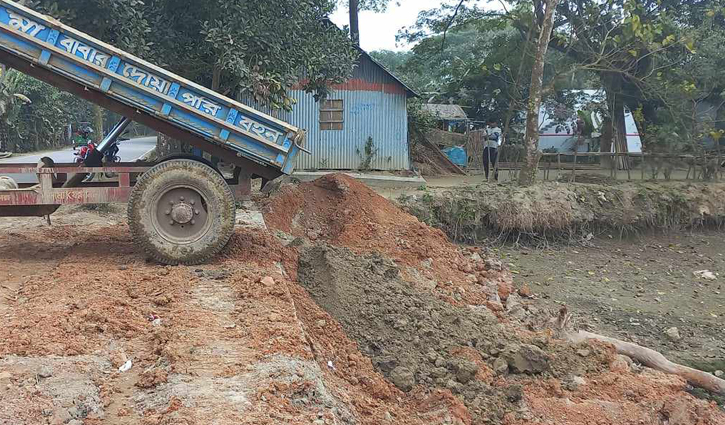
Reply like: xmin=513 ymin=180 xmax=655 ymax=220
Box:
xmin=74 ymin=141 xmax=97 ymax=164
xmin=102 ymin=140 xmax=122 ymax=178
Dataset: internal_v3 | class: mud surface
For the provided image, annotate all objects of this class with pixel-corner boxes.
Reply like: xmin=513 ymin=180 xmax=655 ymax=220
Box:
xmin=500 ymin=231 xmax=725 ymax=376
xmin=0 ymin=174 xmax=723 ymax=424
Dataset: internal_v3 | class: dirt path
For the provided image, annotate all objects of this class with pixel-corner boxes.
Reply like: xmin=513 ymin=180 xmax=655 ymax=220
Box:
xmin=499 ymin=231 xmax=725 ymax=373
xmin=1 ymin=175 xmax=724 ymax=424
xmin=0 ymin=204 xmax=454 ymax=425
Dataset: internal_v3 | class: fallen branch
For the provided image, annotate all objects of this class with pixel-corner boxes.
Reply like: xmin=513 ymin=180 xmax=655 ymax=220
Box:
xmin=556 ymin=307 xmax=725 ymax=395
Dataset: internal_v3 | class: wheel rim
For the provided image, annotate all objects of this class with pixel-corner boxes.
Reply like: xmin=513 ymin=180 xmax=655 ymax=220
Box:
xmin=152 ymin=186 xmax=211 ymax=244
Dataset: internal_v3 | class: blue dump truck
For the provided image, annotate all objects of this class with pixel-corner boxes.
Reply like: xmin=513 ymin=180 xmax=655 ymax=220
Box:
xmin=0 ymin=0 xmax=307 ymax=265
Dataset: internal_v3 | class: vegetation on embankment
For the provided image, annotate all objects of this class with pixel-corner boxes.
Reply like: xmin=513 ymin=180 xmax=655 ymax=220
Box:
xmin=399 ymin=182 xmax=725 ymax=243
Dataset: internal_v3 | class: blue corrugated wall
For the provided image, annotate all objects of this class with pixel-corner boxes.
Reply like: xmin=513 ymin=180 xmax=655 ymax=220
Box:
xmin=243 ymin=90 xmax=410 ymax=171
xmin=285 ymin=89 xmax=409 ymax=171
xmin=240 ymin=52 xmax=412 ymax=171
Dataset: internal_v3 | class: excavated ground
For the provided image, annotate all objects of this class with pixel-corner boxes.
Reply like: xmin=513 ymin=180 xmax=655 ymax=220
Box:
xmin=0 ymin=175 xmax=722 ymax=424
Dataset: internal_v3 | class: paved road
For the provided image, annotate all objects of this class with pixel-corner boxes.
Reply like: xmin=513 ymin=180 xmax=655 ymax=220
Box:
xmin=0 ymin=136 xmax=156 ymax=184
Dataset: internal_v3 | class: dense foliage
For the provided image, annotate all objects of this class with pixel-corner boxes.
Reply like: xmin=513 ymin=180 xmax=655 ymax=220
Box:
xmin=0 ymin=70 xmax=94 ymax=153
xmin=31 ymin=0 xmax=359 ymax=109
xmin=375 ymin=0 xmax=725 ymax=155
xmin=0 ymin=0 xmax=360 ymax=152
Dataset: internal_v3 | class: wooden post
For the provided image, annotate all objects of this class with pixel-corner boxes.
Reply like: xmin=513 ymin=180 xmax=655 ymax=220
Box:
xmin=641 ymin=153 xmax=646 ymax=181
xmin=625 ymin=154 xmax=631 ymax=181
xmin=545 ymin=155 xmax=551 ymax=180
xmin=557 ymin=153 xmax=562 ymax=180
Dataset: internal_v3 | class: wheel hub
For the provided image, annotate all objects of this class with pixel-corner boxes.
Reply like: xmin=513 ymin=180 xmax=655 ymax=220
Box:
xmin=171 ymin=202 xmax=194 ymax=224
xmin=155 ymin=187 xmax=209 ymax=240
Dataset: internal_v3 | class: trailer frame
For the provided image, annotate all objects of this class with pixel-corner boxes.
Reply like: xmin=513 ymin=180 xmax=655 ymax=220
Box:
xmin=0 ymin=161 xmax=251 ymax=216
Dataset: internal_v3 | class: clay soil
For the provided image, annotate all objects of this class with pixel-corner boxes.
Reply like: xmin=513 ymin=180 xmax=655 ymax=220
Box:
xmin=0 ymin=174 xmax=723 ymax=424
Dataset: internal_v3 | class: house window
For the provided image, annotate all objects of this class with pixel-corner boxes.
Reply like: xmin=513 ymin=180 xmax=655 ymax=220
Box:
xmin=320 ymin=99 xmax=344 ymax=131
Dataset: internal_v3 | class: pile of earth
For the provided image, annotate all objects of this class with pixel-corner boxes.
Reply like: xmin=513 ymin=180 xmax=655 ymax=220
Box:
xmin=0 ymin=224 xmax=466 ymax=425
xmin=297 ymin=244 xmax=617 ymax=423
xmin=262 ymin=173 xmax=514 ymax=307
xmin=1 ymin=174 xmax=723 ymax=424
xmin=262 ymin=174 xmax=725 ymax=424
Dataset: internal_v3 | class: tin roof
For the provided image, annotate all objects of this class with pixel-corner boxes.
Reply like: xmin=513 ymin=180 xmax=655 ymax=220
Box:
xmin=422 ymin=104 xmax=469 ymax=121
xmin=358 ymin=49 xmax=419 ymax=98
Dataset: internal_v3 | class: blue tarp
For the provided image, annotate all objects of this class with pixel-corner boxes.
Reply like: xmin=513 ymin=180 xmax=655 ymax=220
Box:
xmin=442 ymin=146 xmax=467 ymax=167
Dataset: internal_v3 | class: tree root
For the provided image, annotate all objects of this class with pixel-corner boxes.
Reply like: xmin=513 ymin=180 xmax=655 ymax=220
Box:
xmin=556 ymin=307 xmax=725 ymax=395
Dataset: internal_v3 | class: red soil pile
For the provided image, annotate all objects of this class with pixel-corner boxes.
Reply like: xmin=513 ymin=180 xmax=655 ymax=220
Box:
xmin=262 ymin=173 xmax=512 ymax=307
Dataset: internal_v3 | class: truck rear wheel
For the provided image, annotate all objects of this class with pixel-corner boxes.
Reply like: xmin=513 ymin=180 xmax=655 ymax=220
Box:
xmin=128 ymin=159 xmax=236 ymax=265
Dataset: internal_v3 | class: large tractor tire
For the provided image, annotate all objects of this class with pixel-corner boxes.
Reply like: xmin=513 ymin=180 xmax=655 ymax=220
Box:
xmin=128 ymin=159 xmax=236 ymax=265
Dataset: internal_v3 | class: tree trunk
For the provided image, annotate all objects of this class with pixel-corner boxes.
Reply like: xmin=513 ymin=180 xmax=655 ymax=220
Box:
xmin=629 ymin=101 xmax=656 ymax=152
xmin=600 ymin=117 xmax=614 ymax=169
xmin=603 ymin=73 xmax=628 ymax=169
xmin=518 ymin=0 xmax=560 ymax=187
xmin=93 ymin=104 xmax=104 ymax=142
xmin=350 ymin=0 xmax=360 ymax=46
xmin=212 ymin=64 xmax=222 ymax=92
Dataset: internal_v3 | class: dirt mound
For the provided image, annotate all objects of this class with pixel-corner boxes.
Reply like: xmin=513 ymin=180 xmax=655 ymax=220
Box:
xmin=263 ymin=174 xmax=455 ymax=279
xmin=297 ymin=245 xmax=622 ymax=423
xmin=0 ymin=221 xmax=462 ymax=425
xmin=263 ymin=173 xmax=512 ymax=306
xmin=223 ymin=227 xmax=300 ymax=280
xmin=295 ymin=244 xmax=725 ymax=425
xmin=2 ymin=180 xmax=724 ymax=424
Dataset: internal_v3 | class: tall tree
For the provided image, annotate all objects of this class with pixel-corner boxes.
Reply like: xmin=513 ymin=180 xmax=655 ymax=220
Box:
xmin=350 ymin=0 xmax=360 ymax=45
xmin=519 ymin=0 xmax=559 ymax=186
xmin=342 ymin=0 xmax=393 ymax=46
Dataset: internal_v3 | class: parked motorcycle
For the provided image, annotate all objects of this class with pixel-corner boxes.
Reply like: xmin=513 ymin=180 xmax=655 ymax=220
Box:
xmin=74 ymin=140 xmax=96 ymax=164
xmin=102 ymin=140 xmax=122 ymax=178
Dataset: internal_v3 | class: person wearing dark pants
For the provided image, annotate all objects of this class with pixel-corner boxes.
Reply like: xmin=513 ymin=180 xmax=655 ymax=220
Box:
xmin=483 ymin=121 xmax=502 ymax=181
xmin=483 ymin=146 xmax=499 ymax=181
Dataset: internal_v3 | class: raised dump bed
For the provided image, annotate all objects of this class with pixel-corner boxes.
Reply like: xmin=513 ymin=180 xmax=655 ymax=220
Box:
xmin=0 ymin=0 xmax=307 ymax=264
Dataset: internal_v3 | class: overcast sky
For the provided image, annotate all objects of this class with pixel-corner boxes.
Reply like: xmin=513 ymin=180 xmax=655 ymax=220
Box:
xmin=329 ymin=0 xmax=450 ymax=52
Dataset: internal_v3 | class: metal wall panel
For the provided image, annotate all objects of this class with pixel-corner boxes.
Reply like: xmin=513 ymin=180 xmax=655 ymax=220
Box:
xmin=239 ymin=53 xmax=412 ymax=171
xmin=240 ymin=90 xmax=410 ymax=171
xmin=288 ymin=89 xmax=409 ymax=170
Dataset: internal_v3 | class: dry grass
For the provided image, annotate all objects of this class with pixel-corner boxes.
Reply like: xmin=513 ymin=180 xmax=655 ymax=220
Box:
xmin=400 ymin=182 xmax=725 ymax=245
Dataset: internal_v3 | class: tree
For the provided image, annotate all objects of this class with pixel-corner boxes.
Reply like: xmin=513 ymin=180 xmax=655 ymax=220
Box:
xmin=632 ymin=5 xmax=725 ymax=157
xmin=341 ymin=0 xmax=394 ymax=45
xmin=30 ymin=0 xmax=153 ymax=140
xmin=519 ymin=0 xmax=559 ymax=186
xmin=404 ymin=0 xmax=700 ymax=171
xmin=389 ymin=17 xmax=535 ymax=124
xmin=0 ymin=70 xmax=93 ymax=152
xmin=33 ymin=0 xmax=358 ymax=157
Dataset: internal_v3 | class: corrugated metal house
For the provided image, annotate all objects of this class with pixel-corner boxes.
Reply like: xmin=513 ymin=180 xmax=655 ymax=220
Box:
xmin=242 ymin=50 xmax=417 ymax=171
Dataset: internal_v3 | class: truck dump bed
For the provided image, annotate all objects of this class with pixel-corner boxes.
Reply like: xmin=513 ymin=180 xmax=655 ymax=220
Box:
xmin=0 ymin=0 xmax=304 ymax=178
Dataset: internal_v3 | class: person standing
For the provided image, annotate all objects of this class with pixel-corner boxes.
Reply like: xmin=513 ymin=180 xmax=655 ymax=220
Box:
xmin=483 ymin=120 xmax=502 ymax=181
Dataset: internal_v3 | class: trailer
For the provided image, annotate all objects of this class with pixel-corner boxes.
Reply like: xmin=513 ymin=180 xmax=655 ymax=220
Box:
xmin=0 ymin=0 xmax=306 ymax=265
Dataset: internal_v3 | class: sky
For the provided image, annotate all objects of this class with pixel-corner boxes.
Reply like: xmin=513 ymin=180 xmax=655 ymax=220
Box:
xmin=329 ymin=0 xmax=449 ymax=52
